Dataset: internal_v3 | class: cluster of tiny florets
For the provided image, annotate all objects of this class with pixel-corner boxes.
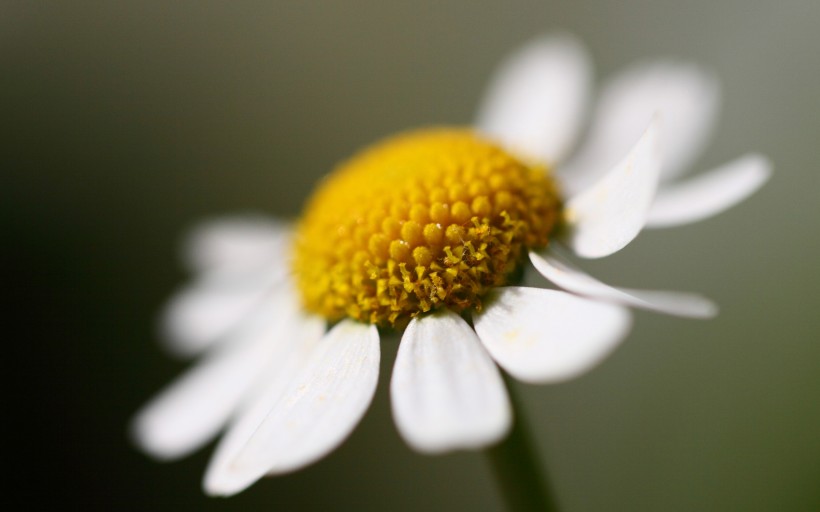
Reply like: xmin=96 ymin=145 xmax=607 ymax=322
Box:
xmin=293 ymin=128 xmax=561 ymax=328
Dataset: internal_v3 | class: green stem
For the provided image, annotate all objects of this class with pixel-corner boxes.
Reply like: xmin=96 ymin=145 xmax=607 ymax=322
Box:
xmin=485 ymin=374 xmax=558 ymax=512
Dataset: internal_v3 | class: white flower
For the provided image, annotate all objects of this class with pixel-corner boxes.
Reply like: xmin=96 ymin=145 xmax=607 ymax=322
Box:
xmin=132 ymin=33 xmax=770 ymax=496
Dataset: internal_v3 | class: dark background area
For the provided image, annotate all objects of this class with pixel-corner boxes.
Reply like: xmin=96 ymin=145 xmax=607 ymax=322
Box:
xmin=5 ymin=1 xmax=820 ymax=510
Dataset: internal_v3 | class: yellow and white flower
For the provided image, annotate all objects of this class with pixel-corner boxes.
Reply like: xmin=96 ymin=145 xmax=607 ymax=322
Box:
xmin=132 ymin=33 xmax=770 ymax=496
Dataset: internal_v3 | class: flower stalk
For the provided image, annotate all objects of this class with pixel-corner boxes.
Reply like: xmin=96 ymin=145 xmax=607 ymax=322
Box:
xmin=485 ymin=373 xmax=557 ymax=512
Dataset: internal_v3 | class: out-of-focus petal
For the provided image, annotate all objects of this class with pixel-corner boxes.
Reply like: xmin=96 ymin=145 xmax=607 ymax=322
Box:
xmin=562 ymin=118 xmax=661 ymax=259
xmin=560 ymin=62 xmax=720 ymax=193
xmin=132 ymin=292 xmax=324 ymax=461
xmin=182 ymin=215 xmax=292 ymax=277
xmin=476 ymin=33 xmax=592 ymax=165
xmin=473 ymin=287 xmax=631 ymax=383
xmin=202 ymin=319 xmax=324 ymax=495
xmin=530 ymin=249 xmax=718 ymax=318
xmin=391 ymin=310 xmax=510 ymax=454
xmin=204 ymin=320 xmax=379 ymax=497
xmin=646 ymin=153 xmax=772 ymax=228
xmin=160 ymin=271 xmax=286 ymax=358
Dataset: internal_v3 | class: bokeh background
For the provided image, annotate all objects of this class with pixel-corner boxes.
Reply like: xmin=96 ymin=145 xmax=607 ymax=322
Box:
xmin=6 ymin=1 xmax=819 ymax=510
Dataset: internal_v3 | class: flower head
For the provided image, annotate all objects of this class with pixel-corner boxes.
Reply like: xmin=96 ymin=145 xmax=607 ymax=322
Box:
xmin=132 ymin=33 xmax=770 ymax=496
xmin=294 ymin=129 xmax=561 ymax=327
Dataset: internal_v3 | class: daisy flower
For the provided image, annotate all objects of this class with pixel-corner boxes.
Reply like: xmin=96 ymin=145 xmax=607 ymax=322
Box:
xmin=132 ymin=33 xmax=770 ymax=498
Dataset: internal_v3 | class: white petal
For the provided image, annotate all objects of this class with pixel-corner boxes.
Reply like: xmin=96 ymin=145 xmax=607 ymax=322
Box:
xmin=391 ymin=310 xmax=511 ymax=454
xmin=202 ymin=320 xmax=324 ymax=495
xmin=560 ymin=62 xmax=720 ymax=193
xmin=204 ymin=320 xmax=379 ymax=496
xmin=646 ymin=153 xmax=771 ymax=228
xmin=132 ymin=293 xmax=324 ymax=461
xmin=160 ymin=271 xmax=285 ymax=357
xmin=562 ymin=118 xmax=661 ymax=259
xmin=530 ymin=249 xmax=718 ymax=318
xmin=473 ymin=287 xmax=632 ymax=383
xmin=475 ymin=33 xmax=592 ymax=164
xmin=182 ymin=215 xmax=292 ymax=277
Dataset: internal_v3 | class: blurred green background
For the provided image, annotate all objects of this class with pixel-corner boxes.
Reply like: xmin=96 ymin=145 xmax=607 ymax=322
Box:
xmin=5 ymin=1 xmax=819 ymax=510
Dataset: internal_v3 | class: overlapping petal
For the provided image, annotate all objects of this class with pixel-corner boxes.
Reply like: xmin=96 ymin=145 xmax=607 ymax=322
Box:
xmin=205 ymin=320 xmax=379 ymax=496
xmin=133 ymin=289 xmax=324 ymax=461
xmin=562 ymin=118 xmax=661 ymax=258
xmin=202 ymin=320 xmax=324 ymax=495
xmin=530 ymin=249 xmax=718 ymax=318
xmin=560 ymin=61 xmax=720 ymax=193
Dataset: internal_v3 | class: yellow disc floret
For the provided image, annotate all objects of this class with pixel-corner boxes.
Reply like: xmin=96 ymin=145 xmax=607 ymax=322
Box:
xmin=293 ymin=128 xmax=561 ymax=328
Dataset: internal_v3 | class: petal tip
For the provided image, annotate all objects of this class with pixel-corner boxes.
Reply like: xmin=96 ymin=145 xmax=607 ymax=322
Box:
xmin=202 ymin=468 xmax=255 ymax=498
xmin=646 ymin=151 xmax=772 ymax=228
xmin=128 ymin=409 xmax=183 ymax=463
xmin=747 ymin=152 xmax=774 ymax=180
xmin=529 ymin=306 xmax=633 ymax=384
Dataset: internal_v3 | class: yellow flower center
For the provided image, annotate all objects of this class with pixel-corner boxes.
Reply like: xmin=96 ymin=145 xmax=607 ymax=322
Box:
xmin=293 ymin=128 xmax=561 ymax=328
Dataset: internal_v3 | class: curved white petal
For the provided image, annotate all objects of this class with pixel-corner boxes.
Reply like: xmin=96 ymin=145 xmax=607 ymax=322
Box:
xmin=476 ymin=33 xmax=592 ymax=165
xmin=391 ymin=310 xmax=511 ymax=454
xmin=204 ymin=320 xmax=379 ymax=497
xmin=203 ymin=320 xmax=324 ymax=495
xmin=132 ymin=292 xmax=324 ymax=461
xmin=473 ymin=287 xmax=632 ymax=383
xmin=562 ymin=118 xmax=661 ymax=258
xmin=560 ymin=62 xmax=720 ymax=193
xmin=160 ymin=271 xmax=287 ymax=357
xmin=530 ymin=249 xmax=718 ymax=318
xmin=182 ymin=215 xmax=292 ymax=277
xmin=646 ymin=153 xmax=771 ymax=228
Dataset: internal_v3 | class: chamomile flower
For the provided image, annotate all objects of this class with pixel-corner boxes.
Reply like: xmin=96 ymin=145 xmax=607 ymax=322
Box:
xmin=132 ymin=33 xmax=770 ymax=496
